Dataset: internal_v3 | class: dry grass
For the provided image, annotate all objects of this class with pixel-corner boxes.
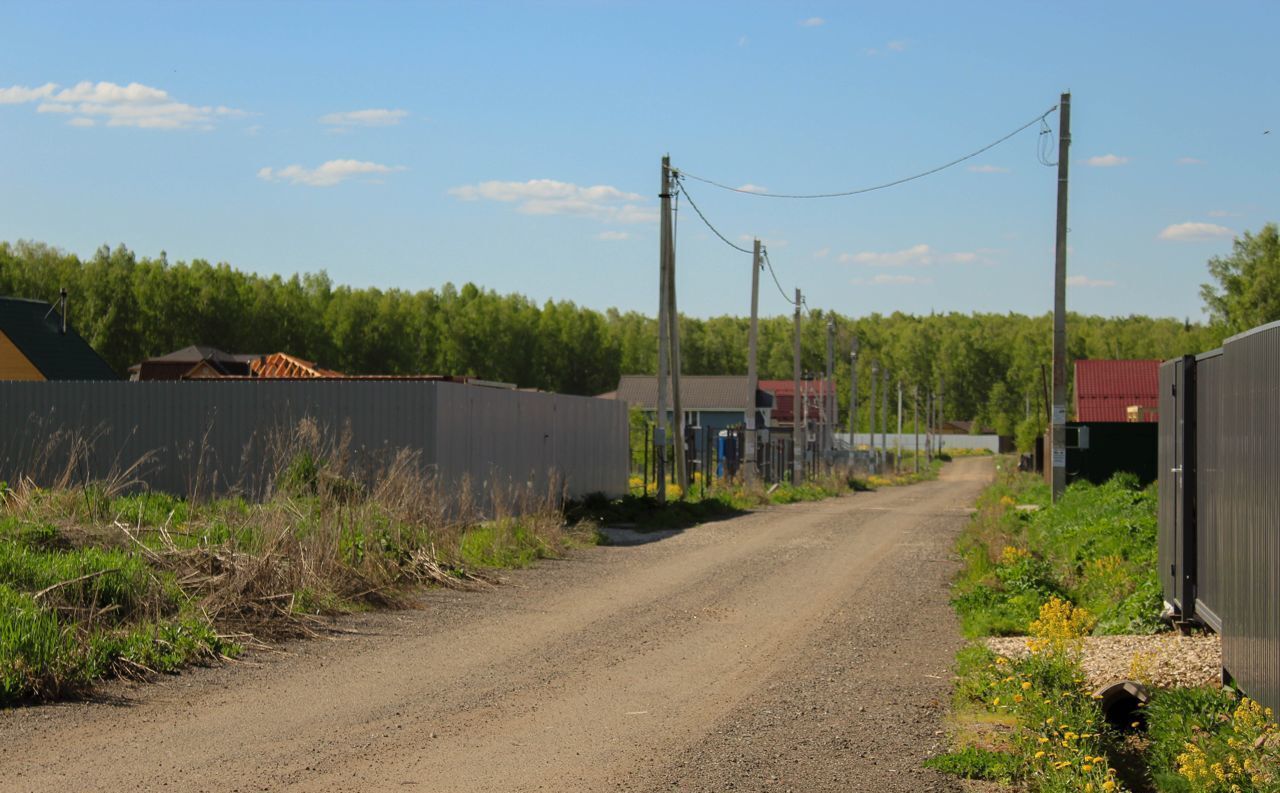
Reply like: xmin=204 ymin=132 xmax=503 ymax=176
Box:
xmin=0 ymin=420 xmax=591 ymax=699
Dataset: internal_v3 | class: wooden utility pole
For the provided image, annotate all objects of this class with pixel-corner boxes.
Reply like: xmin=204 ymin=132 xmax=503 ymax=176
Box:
xmin=825 ymin=318 xmax=835 ymax=470
xmin=744 ymin=239 xmax=761 ymax=483
xmin=792 ymin=289 xmax=803 ymax=484
xmin=1051 ymin=92 xmax=1072 ymax=501
xmin=665 ymin=159 xmax=688 ymax=495
xmin=868 ymin=360 xmax=878 ymax=473
xmin=655 ymin=156 xmax=671 ymax=503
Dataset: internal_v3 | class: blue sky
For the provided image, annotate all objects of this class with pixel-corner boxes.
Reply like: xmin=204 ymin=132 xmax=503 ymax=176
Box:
xmin=0 ymin=1 xmax=1274 ymax=320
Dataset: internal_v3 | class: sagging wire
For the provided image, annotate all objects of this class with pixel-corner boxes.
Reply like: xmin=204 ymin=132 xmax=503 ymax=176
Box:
xmin=762 ymin=247 xmax=797 ymax=306
xmin=674 ymin=175 xmax=754 ymax=254
xmin=670 ymin=173 xmax=798 ymax=308
xmin=1037 ymin=116 xmax=1058 ymax=167
xmin=678 ymin=104 xmax=1060 ymax=199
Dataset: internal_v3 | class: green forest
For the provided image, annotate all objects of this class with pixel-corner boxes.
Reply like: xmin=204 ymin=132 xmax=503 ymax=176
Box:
xmin=2 ymin=225 xmax=1276 ymax=439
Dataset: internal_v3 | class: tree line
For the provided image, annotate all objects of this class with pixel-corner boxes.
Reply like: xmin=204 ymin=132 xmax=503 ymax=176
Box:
xmin=4 ymin=230 xmax=1273 ymax=440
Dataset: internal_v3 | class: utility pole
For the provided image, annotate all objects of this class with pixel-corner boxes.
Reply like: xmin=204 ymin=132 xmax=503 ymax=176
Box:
xmin=913 ymin=384 xmax=920 ymax=474
xmin=792 ymin=289 xmax=803 ymax=484
xmin=938 ymin=374 xmax=946 ymax=456
xmin=665 ymin=158 xmax=688 ymax=495
xmin=868 ymin=360 xmax=878 ymax=474
xmin=744 ymin=239 xmax=761 ymax=484
xmin=1051 ymin=92 xmax=1072 ymax=502
xmin=655 ymin=156 xmax=671 ymax=504
xmin=825 ymin=317 xmax=835 ymax=470
xmin=896 ymin=379 xmax=903 ymax=473
xmin=849 ymin=338 xmax=859 ymax=466
xmin=926 ymin=389 xmax=933 ymax=463
xmin=881 ymin=367 xmax=890 ymax=470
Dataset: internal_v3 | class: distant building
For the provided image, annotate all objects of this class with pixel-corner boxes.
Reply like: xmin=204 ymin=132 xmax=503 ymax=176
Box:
xmin=1073 ymin=359 xmax=1160 ymax=422
xmin=757 ymin=378 xmax=835 ymax=428
xmin=606 ymin=375 xmax=774 ymax=433
xmin=130 ymin=345 xmax=261 ymax=380
xmin=0 ymin=296 xmax=117 ymax=381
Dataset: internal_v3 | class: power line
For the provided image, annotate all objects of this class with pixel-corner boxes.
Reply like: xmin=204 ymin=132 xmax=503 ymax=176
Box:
xmin=762 ymin=247 xmax=796 ymax=306
xmin=677 ymin=105 xmax=1059 ymax=199
xmin=675 ymin=177 xmax=754 ymax=254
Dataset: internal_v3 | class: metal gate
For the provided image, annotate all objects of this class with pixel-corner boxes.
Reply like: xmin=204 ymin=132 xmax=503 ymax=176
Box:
xmin=1157 ymin=355 xmax=1196 ymax=620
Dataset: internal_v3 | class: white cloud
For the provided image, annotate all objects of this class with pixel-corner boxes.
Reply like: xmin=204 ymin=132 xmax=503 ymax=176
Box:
xmin=886 ymin=40 xmax=907 ymax=51
xmin=839 ymin=243 xmax=983 ymax=268
xmin=67 ymin=117 xmax=96 ymax=128
xmin=853 ymin=274 xmax=933 ymax=286
xmin=258 ymin=159 xmax=406 ymax=187
xmin=448 ymin=178 xmax=655 ymax=224
xmin=813 ymin=247 xmax=830 ymax=259
xmin=319 ymin=108 xmax=408 ymax=127
xmin=1085 ymin=153 xmax=1129 ymax=167
xmin=1207 ymin=210 xmax=1233 ymax=218
xmin=0 ymin=83 xmax=56 ymax=104
xmin=738 ymin=35 xmax=749 ymax=47
xmin=799 ymin=17 xmax=826 ymax=27
xmin=736 ymin=183 xmax=768 ymax=193
xmin=968 ymin=164 xmax=1009 ymax=174
xmin=1176 ymin=157 xmax=1204 ymax=166
xmin=0 ymin=80 xmax=245 ymax=129
xmin=1158 ymin=222 xmax=1234 ymax=242
xmin=1066 ymin=275 xmax=1117 ymax=288
xmin=597 ymin=230 xmax=630 ymax=241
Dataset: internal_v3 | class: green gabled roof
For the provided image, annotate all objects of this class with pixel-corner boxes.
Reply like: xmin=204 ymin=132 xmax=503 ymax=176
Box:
xmin=0 ymin=297 xmax=118 ymax=380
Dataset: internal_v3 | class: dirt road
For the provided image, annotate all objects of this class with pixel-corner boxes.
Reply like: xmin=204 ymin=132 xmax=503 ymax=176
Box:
xmin=0 ymin=457 xmax=992 ymax=792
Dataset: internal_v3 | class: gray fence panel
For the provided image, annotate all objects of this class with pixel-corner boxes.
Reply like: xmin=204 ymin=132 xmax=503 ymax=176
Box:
xmin=1158 ymin=359 xmax=1178 ymax=610
xmin=1194 ymin=351 xmax=1224 ymax=630
xmin=0 ymin=381 xmax=626 ymax=507
xmin=1220 ymin=324 xmax=1280 ymax=710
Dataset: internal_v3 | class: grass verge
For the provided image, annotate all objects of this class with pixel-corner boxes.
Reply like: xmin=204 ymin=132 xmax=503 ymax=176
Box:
xmin=0 ymin=422 xmax=597 ymax=705
xmin=951 ymin=460 xmax=1161 ymax=638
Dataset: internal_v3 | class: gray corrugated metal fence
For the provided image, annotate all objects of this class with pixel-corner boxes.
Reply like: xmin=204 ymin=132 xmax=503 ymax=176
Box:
xmin=0 ymin=380 xmax=628 ymax=505
xmin=1159 ymin=322 xmax=1280 ymax=712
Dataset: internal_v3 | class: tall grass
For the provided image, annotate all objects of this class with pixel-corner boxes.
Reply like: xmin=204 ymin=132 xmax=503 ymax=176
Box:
xmin=0 ymin=419 xmax=593 ymax=704
xmin=951 ymin=463 xmax=1162 ymax=638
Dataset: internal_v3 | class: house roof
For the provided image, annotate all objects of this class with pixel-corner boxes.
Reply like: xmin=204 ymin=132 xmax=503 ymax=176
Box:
xmin=0 ymin=297 xmax=118 ymax=380
xmin=1074 ymin=359 xmax=1161 ymax=422
xmin=758 ymin=378 xmax=835 ymax=424
xmin=612 ymin=375 xmax=774 ymax=411
xmin=250 ymin=352 xmax=344 ymax=378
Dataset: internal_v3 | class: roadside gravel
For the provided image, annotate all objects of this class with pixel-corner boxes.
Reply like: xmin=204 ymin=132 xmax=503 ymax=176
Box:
xmin=985 ymin=633 xmax=1222 ymax=689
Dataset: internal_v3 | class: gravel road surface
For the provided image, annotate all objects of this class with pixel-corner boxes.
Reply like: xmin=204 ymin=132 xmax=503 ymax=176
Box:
xmin=0 ymin=457 xmax=992 ymax=792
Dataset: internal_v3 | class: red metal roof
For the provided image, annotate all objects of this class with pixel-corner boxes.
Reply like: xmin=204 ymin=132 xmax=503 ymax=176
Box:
xmin=759 ymin=379 xmax=834 ymax=425
xmin=1073 ymin=359 xmax=1160 ymax=422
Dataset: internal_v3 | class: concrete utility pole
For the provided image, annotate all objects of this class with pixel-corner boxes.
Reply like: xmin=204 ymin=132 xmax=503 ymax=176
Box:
xmin=938 ymin=374 xmax=946 ymax=456
xmin=1051 ymin=92 xmax=1072 ymax=502
xmin=881 ymin=367 xmax=890 ymax=470
xmin=896 ymin=380 xmax=903 ymax=473
xmin=655 ymin=156 xmax=671 ymax=504
xmin=926 ymin=390 xmax=934 ymax=463
xmin=792 ymin=289 xmax=803 ymax=484
xmin=744 ymin=239 xmax=761 ymax=484
xmin=849 ymin=338 xmax=859 ymax=462
xmin=825 ymin=318 xmax=835 ymax=470
xmin=665 ymin=159 xmax=688 ymax=494
xmin=913 ymin=385 xmax=920 ymax=474
xmin=869 ymin=360 xmax=878 ymax=473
